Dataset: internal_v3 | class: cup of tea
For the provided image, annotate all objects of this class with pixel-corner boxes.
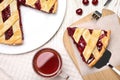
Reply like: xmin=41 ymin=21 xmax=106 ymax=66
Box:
xmin=32 ymin=48 xmax=69 ymax=79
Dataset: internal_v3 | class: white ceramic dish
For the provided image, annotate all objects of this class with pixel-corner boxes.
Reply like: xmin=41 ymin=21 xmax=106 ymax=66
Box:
xmin=0 ymin=0 xmax=66 ymax=54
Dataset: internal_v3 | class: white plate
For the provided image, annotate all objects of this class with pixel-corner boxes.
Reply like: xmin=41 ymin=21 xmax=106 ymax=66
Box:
xmin=0 ymin=0 xmax=66 ymax=54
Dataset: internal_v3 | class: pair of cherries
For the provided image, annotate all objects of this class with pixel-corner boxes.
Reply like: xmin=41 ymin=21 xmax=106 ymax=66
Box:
xmin=76 ymin=0 xmax=98 ymax=15
xmin=83 ymin=0 xmax=98 ymax=6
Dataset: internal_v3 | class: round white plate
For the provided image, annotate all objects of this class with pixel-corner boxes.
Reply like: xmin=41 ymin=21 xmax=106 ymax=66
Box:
xmin=0 ymin=0 xmax=66 ymax=54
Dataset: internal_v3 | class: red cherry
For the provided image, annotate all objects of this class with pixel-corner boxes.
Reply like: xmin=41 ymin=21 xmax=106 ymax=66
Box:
xmin=76 ymin=8 xmax=83 ymax=15
xmin=82 ymin=0 xmax=89 ymax=5
xmin=92 ymin=0 xmax=98 ymax=5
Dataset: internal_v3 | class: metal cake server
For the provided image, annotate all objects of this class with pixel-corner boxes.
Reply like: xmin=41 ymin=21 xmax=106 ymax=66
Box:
xmin=95 ymin=49 xmax=120 ymax=76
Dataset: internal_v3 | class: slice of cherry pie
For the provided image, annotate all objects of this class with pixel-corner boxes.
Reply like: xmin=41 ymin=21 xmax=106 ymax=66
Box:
xmin=18 ymin=0 xmax=58 ymax=13
xmin=0 ymin=0 xmax=57 ymax=45
xmin=67 ymin=27 xmax=111 ymax=67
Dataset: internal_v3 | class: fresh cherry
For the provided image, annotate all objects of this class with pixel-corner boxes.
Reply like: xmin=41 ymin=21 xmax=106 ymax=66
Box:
xmin=82 ymin=0 xmax=89 ymax=5
xmin=76 ymin=8 xmax=83 ymax=15
xmin=92 ymin=0 xmax=98 ymax=5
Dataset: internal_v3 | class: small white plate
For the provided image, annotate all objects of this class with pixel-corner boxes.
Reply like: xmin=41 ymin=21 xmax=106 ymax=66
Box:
xmin=0 ymin=0 xmax=66 ymax=54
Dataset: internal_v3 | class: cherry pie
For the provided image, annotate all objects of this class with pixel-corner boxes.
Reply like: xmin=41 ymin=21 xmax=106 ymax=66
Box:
xmin=0 ymin=0 xmax=57 ymax=45
xmin=67 ymin=27 xmax=111 ymax=67
xmin=18 ymin=0 xmax=58 ymax=13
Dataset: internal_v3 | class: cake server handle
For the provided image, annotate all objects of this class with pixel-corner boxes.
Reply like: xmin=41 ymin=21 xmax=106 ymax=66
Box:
xmin=107 ymin=63 xmax=120 ymax=76
xmin=104 ymin=0 xmax=112 ymax=6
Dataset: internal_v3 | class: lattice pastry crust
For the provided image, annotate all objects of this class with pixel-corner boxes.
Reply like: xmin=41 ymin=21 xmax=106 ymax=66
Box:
xmin=18 ymin=0 xmax=58 ymax=13
xmin=0 ymin=0 xmax=23 ymax=45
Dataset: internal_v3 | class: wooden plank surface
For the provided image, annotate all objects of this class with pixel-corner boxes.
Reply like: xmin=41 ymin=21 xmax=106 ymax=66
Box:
xmin=83 ymin=65 xmax=120 ymax=80
xmin=63 ymin=9 xmax=120 ymax=80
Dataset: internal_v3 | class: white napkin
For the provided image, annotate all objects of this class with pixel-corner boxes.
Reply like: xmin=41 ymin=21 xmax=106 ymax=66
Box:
xmin=0 ymin=68 xmax=13 ymax=80
xmin=71 ymin=14 xmax=120 ymax=75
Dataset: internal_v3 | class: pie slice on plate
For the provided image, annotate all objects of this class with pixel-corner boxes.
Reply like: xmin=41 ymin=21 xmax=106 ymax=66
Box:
xmin=18 ymin=0 xmax=58 ymax=13
xmin=67 ymin=27 xmax=111 ymax=67
xmin=0 ymin=0 xmax=23 ymax=45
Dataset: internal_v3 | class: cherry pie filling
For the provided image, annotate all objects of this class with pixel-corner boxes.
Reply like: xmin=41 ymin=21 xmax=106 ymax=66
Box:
xmin=34 ymin=0 xmax=41 ymax=10
xmin=49 ymin=4 xmax=55 ymax=13
xmin=18 ymin=0 xmax=26 ymax=5
xmin=67 ymin=27 xmax=107 ymax=64
xmin=0 ymin=0 xmax=3 ymax=3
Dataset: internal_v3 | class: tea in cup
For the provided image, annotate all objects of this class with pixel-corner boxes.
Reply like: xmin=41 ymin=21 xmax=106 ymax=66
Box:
xmin=33 ymin=48 xmax=69 ymax=79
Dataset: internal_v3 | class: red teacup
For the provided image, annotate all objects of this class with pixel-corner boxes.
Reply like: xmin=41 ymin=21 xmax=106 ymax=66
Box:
xmin=33 ymin=48 xmax=62 ymax=78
